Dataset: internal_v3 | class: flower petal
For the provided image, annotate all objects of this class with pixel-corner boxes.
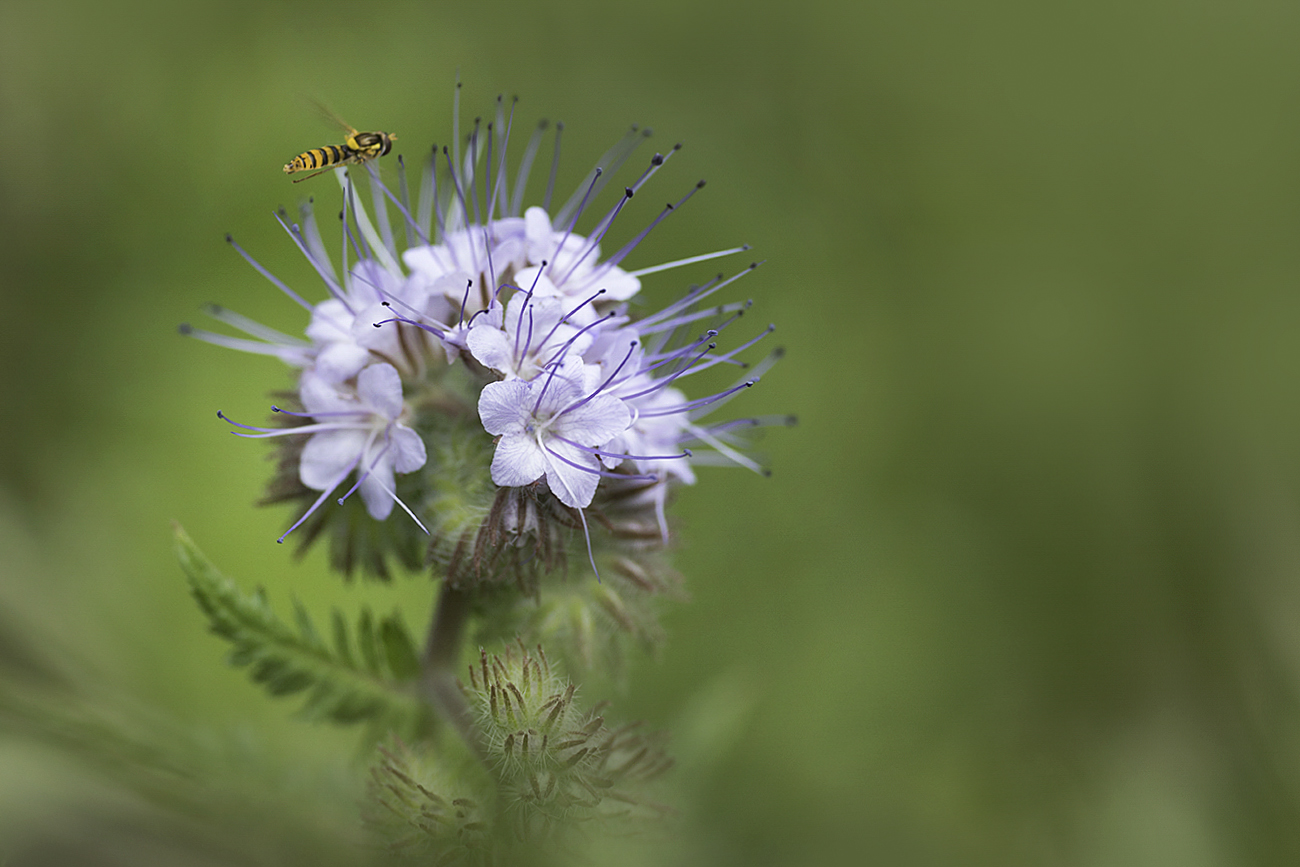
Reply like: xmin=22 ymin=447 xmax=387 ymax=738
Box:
xmin=491 ymin=433 xmax=548 ymax=487
xmin=478 ymin=380 xmax=532 ymax=435
xmin=356 ymin=363 xmax=404 ymax=420
xmin=300 ymin=429 xmax=367 ymax=489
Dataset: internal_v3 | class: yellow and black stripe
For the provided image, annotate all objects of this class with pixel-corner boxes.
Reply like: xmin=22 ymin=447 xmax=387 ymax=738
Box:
xmin=283 ymin=128 xmax=395 ymax=182
xmin=284 ymin=144 xmax=356 ymax=174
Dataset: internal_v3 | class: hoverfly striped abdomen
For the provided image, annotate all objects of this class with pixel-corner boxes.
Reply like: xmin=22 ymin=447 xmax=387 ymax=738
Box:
xmin=284 ymin=144 xmax=354 ymax=174
xmin=283 ymin=124 xmax=396 ymax=183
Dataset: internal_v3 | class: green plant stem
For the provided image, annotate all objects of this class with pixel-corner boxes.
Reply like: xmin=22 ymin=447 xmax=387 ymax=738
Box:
xmin=420 ymin=581 xmax=485 ymax=760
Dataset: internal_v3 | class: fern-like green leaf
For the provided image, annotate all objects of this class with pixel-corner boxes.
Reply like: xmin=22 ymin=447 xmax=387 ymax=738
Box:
xmin=175 ymin=525 xmax=428 ymax=729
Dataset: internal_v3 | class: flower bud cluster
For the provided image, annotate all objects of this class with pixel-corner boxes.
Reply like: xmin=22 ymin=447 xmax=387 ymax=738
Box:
xmin=460 ymin=642 xmax=672 ymax=840
xmin=363 ymin=738 xmax=492 ymax=862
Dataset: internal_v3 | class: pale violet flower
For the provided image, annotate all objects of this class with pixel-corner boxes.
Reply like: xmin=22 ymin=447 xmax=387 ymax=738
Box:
xmin=466 ymin=291 xmax=594 ymax=381
xmin=218 ymin=363 xmax=427 ymax=541
xmin=478 ymin=375 xmax=631 ymax=510
xmin=190 ymin=96 xmax=788 ymax=564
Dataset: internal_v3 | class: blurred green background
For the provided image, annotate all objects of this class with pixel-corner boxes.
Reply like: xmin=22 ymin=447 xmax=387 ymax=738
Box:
xmin=5 ymin=0 xmax=1300 ymax=863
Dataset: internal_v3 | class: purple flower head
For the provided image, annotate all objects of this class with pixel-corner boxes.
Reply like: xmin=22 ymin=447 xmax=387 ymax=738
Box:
xmin=188 ymin=91 xmax=788 ymax=570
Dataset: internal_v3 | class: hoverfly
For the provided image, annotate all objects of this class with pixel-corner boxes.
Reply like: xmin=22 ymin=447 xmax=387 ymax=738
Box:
xmin=283 ymin=107 xmax=396 ymax=183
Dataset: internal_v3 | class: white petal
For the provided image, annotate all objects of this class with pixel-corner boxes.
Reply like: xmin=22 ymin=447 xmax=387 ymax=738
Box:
xmin=466 ymin=322 xmax=516 ymax=374
xmin=390 ymin=425 xmax=428 ymax=473
xmin=359 ymin=463 xmax=397 ymax=520
xmin=478 ymin=380 xmax=532 ymax=435
xmin=590 ymin=266 xmax=641 ymax=301
xmin=352 ymin=301 xmax=403 ymax=352
xmin=305 ymin=299 xmax=354 ymax=344
xmin=300 ymin=429 xmax=366 ymax=489
xmin=402 ymin=245 xmax=450 ymax=279
xmin=430 ymin=270 xmax=476 ymax=304
xmin=491 ymin=433 xmax=548 ymax=487
xmin=524 ymin=206 xmax=554 ymax=261
xmin=299 ymin=373 xmax=352 ymax=415
xmin=314 ymin=342 xmax=372 ymax=383
xmin=543 ymin=440 xmax=600 ymax=508
xmin=356 ymin=363 xmax=404 ymax=420
xmin=556 ymin=393 xmax=632 ymax=445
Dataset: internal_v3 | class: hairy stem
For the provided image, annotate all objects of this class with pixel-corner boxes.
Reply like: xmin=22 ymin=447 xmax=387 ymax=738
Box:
xmin=420 ymin=581 xmax=486 ymax=760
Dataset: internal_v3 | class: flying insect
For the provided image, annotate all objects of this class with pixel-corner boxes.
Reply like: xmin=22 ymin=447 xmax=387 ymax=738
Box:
xmin=283 ymin=111 xmax=396 ymax=182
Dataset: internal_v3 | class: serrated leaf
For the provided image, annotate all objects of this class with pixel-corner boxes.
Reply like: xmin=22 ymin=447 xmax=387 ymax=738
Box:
xmin=174 ymin=525 xmax=426 ymax=729
xmin=357 ymin=607 xmax=381 ymax=675
xmin=379 ymin=613 xmax=421 ymax=680
xmin=331 ymin=609 xmax=356 ymax=668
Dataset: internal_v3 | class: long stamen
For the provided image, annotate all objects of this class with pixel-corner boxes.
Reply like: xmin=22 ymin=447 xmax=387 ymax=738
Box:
xmin=371 ymin=162 xmax=432 ymax=247
xmin=299 ymin=200 xmax=341 ymax=291
xmin=679 ymin=325 xmax=775 ymax=376
xmin=551 ymin=435 xmax=691 ymax=463
xmin=510 ymin=119 xmax=548 ymax=217
xmin=553 ymin=186 xmax=634 ymax=288
xmin=543 ymin=121 xmax=563 ymax=212
xmin=590 ymin=180 xmax=706 ymax=280
xmin=179 ymin=324 xmax=308 ymax=361
xmin=442 ymin=146 xmax=482 ymax=277
xmin=226 ymin=234 xmax=312 ymax=311
xmin=635 ymin=330 xmax=719 ymax=380
xmin=546 ymin=168 xmax=602 ymax=279
xmin=627 ymin=245 xmax=749 ymax=279
xmin=628 ymin=143 xmax=680 ymax=195
xmin=375 ymin=302 xmax=450 ymax=340
xmin=417 ymin=145 xmax=436 ymax=240
xmin=364 ymin=162 xmax=397 ymax=260
xmin=619 ymin=341 xmax=716 ymax=401
xmin=396 ymin=155 xmax=416 ymax=250
xmin=202 ymin=305 xmax=305 ymax=344
xmin=680 ymin=422 xmax=766 ymax=475
xmin=638 ymin=380 xmax=756 ymax=418
xmin=468 ymin=118 xmax=483 ymax=229
xmin=639 ymin=261 xmax=761 ymax=331
xmin=492 ymin=96 xmax=516 ymax=218
xmin=638 ymin=299 xmax=751 ymax=338
xmin=559 ymin=342 xmax=638 ymax=417
xmin=277 ymin=454 xmax=361 ymax=543
xmin=553 ymin=125 xmax=648 ymax=230
xmin=544 ymin=443 xmax=657 ymax=482
xmin=538 ymin=305 xmax=613 ymax=369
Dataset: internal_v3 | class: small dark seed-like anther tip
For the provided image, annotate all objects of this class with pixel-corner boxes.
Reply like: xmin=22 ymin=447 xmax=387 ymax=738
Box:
xmin=276 ymin=539 xmax=284 ymax=544
xmin=556 ymin=121 xmax=565 ymax=130
xmin=178 ymin=323 xmax=192 ymax=335
xmin=672 ymin=142 xmax=683 ymax=150
xmin=762 ymin=469 xmax=774 ymax=478
xmin=772 ymin=346 xmax=786 ymax=358
xmin=624 ymin=187 xmax=634 ymax=198
xmin=696 ymin=179 xmax=707 ymax=188
xmin=742 ymin=243 xmax=752 ymax=251
xmin=786 ymin=415 xmax=799 ymax=426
